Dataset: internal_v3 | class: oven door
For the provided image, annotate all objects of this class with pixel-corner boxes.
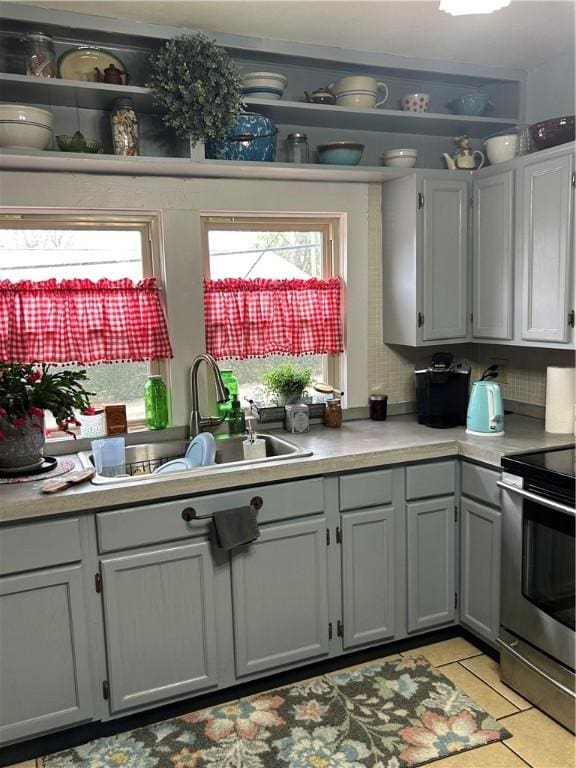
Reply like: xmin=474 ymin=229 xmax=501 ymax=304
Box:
xmin=499 ymin=477 xmax=575 ymax=670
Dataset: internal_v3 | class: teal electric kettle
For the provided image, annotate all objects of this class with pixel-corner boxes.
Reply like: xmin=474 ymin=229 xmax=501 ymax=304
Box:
xmin=466 ymin=368 xmax=504 ymax=436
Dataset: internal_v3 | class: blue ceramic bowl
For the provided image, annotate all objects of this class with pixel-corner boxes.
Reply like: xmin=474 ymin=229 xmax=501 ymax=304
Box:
xmin=317 ymin=141 xmax=364 ymax=165
xmin=205 ymin=112 xmax=277 ymax=162
xmin=447 ymin=94 xmax=493 ymax=116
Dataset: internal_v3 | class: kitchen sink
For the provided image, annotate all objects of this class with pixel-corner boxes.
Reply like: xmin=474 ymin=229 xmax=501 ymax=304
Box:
xmin=77 ymin=433 xmax=312 ymax=485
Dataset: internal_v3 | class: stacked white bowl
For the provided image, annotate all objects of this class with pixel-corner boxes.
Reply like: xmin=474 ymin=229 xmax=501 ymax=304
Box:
xmin=382 ymin=148 xmax=418 ymax=168
xmin=241 ymin=72 xmax=287 ymax=100
xmin=0 ymin=104 xmax=53 ymax=150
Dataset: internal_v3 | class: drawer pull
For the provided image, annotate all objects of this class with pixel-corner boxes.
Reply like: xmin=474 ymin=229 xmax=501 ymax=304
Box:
xmin=182 ymin=496 xmax=263 ymax=523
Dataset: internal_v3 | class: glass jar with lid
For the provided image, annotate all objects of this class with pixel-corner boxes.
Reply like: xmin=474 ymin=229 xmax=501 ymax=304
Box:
xmin=323 ymin=398 xmax=342 ymax=428
xmin=23 ymin=32 xmax=56 ymax=78
xmin=111 ymin=97 xmax=140 ymax=156
xmin=286 ymin=133 xmax=309 ymax=164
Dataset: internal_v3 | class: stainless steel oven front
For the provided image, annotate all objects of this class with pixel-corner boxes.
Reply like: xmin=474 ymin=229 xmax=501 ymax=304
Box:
xmin=498 ymin=472 xmax=575 ymax=732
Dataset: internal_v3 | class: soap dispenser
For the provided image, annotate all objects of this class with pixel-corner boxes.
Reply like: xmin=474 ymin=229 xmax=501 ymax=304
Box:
xmin=243 ymin=417 xmax=267 ymax=460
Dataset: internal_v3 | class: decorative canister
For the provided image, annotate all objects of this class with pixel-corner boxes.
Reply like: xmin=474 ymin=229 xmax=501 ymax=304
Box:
xmin=23 ymin=32 xmax=56 ymax=78
xmin=110 ymin=97 xmax=139 ymax=156
xmin=79 ymin=409 xmax=106 ymax=438
xmin=205 ymin=112 xmax=277 ymax=162
xmin=284 ymin=403 xmax=310 ymax=434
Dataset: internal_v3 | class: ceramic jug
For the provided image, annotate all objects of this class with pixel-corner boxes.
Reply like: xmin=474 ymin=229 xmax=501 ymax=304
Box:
xmin=442 ymin=135 xmax=485 ymax=170
xmin=328 ymin=75 xmax=389 ymax=108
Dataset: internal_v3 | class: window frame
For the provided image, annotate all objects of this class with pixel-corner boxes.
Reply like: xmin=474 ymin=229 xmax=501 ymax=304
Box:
xmin=0 ymin=209 xmax=168 ymax=430
xmin=201 ymin=213 xmax=341 ymax=389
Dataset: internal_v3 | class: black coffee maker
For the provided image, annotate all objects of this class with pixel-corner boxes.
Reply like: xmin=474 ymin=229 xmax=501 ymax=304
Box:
xmin=415 ymin=352 xmax=470 ymax=428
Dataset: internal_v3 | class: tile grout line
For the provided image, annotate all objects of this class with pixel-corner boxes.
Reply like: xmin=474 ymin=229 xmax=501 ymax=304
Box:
xmin=501 ymin=741 xmax=536 ymax=768
xmin=454 ymin=659 xmax=531 ymax=713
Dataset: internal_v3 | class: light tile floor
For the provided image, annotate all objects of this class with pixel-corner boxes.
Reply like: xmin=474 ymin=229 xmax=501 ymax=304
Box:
xmin=7 ymin=637 xmax=576 ymax=768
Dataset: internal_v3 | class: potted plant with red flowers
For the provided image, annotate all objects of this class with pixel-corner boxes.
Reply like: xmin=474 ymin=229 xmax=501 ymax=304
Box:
xmin=0 ymin=363 xmax=93 ymax=470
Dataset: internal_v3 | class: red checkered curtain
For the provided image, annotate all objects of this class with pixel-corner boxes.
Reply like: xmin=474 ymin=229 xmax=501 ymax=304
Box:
xmin=204 ymin=277 xmax=343 ymax=359
xmin=0 ymin=278 xmax=173 ymax=364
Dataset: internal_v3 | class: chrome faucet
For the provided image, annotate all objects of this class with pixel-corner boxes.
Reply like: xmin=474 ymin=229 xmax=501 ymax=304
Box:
xmin=189 ymin=353 xmax=229 ymax=438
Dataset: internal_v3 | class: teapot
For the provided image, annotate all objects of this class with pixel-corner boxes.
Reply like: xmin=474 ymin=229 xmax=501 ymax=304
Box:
xmin=442 ymin=135 xmax=485 ymax=170
xmin=94 ymin=63 xmax=127 ymax=85
xmin=304 ymin=88 xmax=336 ymax=105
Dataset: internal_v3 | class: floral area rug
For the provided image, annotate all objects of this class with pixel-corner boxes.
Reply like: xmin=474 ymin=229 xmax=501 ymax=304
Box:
xmin=42 ymin=655 xmax=511 ymax=768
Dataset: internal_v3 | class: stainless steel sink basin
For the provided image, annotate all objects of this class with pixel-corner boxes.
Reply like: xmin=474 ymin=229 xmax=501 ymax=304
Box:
xmin=77 ymin=433 xmax=312 ymax=485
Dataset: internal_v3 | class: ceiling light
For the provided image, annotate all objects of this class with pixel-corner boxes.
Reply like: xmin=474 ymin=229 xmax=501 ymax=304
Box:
xmin=439 ymin=0 xmax=511 ymax=15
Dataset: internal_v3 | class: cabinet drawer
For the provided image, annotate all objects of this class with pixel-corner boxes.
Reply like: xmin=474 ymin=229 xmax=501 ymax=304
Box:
xmin=339 ymin=469 xmax=393 ymax=511
xmin=0 ymin=518 xmax=82 ymax=576
xmin=406 ymin=460 xmax=455 ymax=500
xmin=461 ymin=462 xmax=500 ymax=508
xmin=97 ymin=478 xmax=324 ymax=553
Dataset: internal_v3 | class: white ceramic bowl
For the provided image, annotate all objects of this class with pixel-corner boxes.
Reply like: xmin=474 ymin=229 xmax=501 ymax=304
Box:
xmin=382 ymin=148 xmax=418 ymax=168
xmin=484 ymin=134 xmax=518 ymax=164
xmin=0 ymin=104 xmax=53 ymax=150
xmin=241 ymin=71 xmax=287 ymax=100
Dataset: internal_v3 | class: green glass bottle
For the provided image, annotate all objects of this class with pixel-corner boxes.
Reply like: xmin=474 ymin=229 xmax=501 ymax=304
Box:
xmin=144 ymin=375 xmax=169 ymax=429
xmin=218 ymin=370 xmax=239 ymax=417
xmin=227 ymin=395 xmax=246 ymax=436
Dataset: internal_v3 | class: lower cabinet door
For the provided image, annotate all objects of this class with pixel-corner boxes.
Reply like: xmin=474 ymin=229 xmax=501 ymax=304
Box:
xmin=341 ymin=507 xmax=396 ymax=648
xmin=101 ymin=540 xmax=218 ymax=713
xmin=407 ymin=497 xmax=456 ymax=632
xmin=231 ymin=517 xmax=329 ymax=677
xmin=0 ymin=565 xmax=93 ymax=745
xmin=460 ymin=497 xmax=501 ymax=642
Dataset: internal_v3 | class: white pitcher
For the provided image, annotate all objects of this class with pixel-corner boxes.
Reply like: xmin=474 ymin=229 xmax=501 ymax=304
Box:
xmin=328 ymin=75 xmax=389 ymax=108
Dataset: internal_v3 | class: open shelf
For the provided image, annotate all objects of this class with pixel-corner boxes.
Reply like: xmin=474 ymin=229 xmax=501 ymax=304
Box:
xmin=0 ymin=74 xmax=518 ymax=139
xmin=0 ymin=149 xmax=419 ymax=182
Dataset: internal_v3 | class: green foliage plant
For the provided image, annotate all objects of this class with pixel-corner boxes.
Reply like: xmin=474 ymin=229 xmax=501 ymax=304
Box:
xmin=262 ymin=362 xmax=312 ymax=401
xmin=0 ymin=363 xmax=93 ymax=438
xmin=148 ymin=33 xmax=244 ymax=147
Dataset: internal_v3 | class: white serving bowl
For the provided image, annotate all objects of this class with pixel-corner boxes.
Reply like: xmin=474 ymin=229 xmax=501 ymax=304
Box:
xmin=241 ymin=71 xmax=287 ymax=100
xmin=0 ymin=104 xmax=53 ymax=150
xmin=484 ymin=133 xmax=518 ymax=164
xmin=382 ymin=148 xmax=418 ymax=168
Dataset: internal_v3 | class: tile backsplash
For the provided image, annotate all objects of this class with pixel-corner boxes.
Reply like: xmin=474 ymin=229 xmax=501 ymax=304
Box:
xmin=367 ymin=184 xmax=574 ymax=410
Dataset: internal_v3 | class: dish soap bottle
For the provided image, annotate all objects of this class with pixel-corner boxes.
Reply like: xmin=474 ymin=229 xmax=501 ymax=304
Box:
xmin=227 ymin=395 xmax=246 ymax=436
xmin=144 ymin=375 xmax=169 ymax=429
xmin=243 ymin=417 xmax=267 ymax=460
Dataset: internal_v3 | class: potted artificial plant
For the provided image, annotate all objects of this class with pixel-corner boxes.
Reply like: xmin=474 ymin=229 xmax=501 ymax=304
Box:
xmin=148 ymin=33 xmax=244 ymax=160
xmin=263 ymin=362 xmax=312 ymax=406
xmin=0 ymin=363 xmax=93 ymax=469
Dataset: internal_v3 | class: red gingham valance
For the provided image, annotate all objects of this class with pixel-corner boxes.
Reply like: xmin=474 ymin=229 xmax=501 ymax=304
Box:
xmin=0 ymin=278 xmax=173 ymax=365
xmin=204 ymin=277 xmax=343 ymax=360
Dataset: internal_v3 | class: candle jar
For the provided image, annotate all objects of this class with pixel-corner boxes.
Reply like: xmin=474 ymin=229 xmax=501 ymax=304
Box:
xmin=24 ymin=32 xmax=56 ymax=78
xmin=111 ymin=97 xmax=140 ymax=156
xmin=79 ymin=409 xmax=106 ymax=438
xmin=369 ymin=394 xmax=388 ymax=420
xmin=323 ymin=398 xmax=342 ymax=428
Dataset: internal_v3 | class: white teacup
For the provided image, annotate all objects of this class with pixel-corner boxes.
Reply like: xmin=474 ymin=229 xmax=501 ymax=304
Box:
xmin=329 ymin=75 xmax=389 ymax=108
xmin=401 ymin=93 xmax=431 ymax=112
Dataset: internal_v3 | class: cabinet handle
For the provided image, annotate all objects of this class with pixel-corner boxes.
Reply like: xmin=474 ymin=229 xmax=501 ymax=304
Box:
xmin=418 ymin=312 xmax=425 ymax=328
xmin=182 ymin=496 xmax=263 ymax=522
xmin=328 ymin=622 xmax=333 ymax=640
xmin=417 ymin=192 xmax=424 ymax=210
xmin=337 ymin=619 xmax=344 ymax=638
xmin=568 ymin=310 xmax=575 ymax=328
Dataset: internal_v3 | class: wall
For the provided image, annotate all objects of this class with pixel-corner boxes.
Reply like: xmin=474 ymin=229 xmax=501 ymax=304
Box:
xmin=526 ymin=51 xmax=575 ymax=124
xmin=0 ymin=170 xmax=370 ymax=425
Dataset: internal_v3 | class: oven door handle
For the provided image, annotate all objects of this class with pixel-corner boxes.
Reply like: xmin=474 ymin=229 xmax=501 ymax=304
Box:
xmin=497 ymin=636 xmax=576 ymax=698
xmin=497 ymin=481 xmax=576 ymax=517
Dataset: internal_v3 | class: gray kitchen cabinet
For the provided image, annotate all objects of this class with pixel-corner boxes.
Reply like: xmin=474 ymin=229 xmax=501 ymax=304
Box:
xmin=0 ymin=565 xmax=93 ymax=744
xmin=460 ymin=497 xmax=501 ymax=643
xmin=406 ymin=496 xmax=456 ymax=632
xmin=382 ymin=173 xmax=469 ymax=346
xmin=100 ymin=539 xmax=218 ymax=714
xmin=341 ymin=506 xmax=396 ymax=648
xmin=231 ymin=516 xmax=330 ymax=677
xmin=472 ymin=170 xmax=514 ymax=340
xmin=518 ymin=149 xmax=574 ymax=344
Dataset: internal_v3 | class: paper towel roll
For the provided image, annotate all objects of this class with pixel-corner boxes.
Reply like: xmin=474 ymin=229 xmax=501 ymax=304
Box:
xmin=545 ymin=367 xmax=576 ymax=433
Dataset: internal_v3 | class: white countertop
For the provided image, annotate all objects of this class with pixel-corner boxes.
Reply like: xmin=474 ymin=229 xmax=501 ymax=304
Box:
xmin=1 ymin=415 xmax=572 ymax=524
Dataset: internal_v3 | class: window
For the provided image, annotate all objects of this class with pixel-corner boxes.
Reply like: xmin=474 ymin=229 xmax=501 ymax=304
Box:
xmin=202 ymin=215 xmax=341 ymax=402
xmin=0 ymin=213 xmax=165 ymax=427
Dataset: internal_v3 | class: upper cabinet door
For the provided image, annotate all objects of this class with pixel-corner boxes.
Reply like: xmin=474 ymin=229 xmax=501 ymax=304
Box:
xmin=421 ymin=178 xmax=469 ymax=341
xmin=520 ymin=152 xmax=574 ymax=343
xmin=472 ymin=171 xmax=514 ymax=340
